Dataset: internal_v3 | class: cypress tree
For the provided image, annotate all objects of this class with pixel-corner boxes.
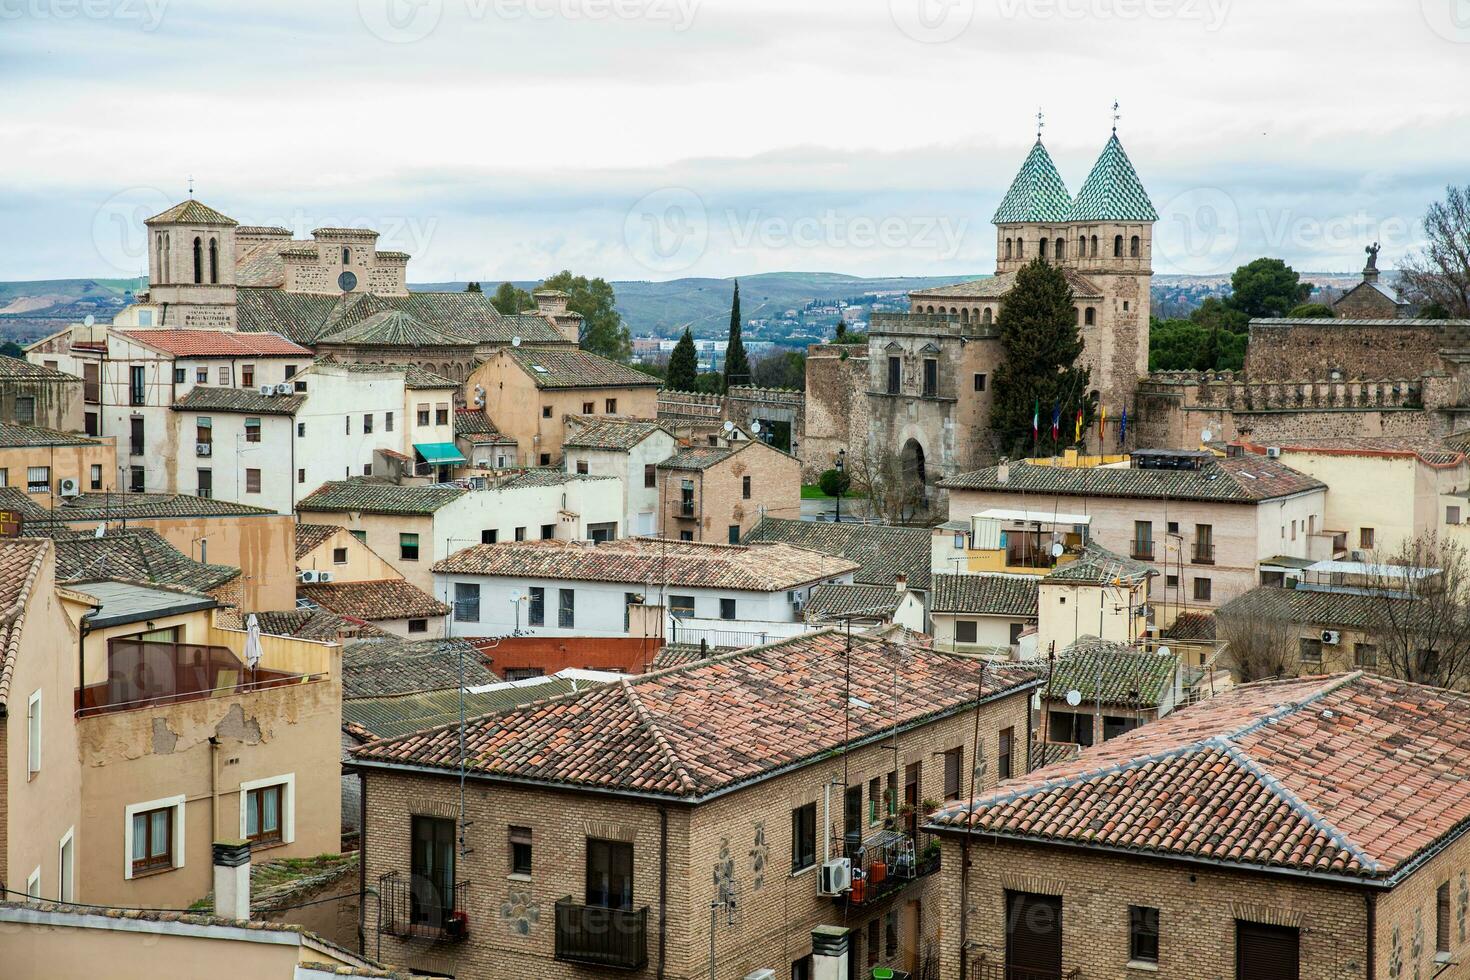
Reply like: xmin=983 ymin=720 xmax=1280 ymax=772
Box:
xmin=989 ymin=258 xmax=1094 ymax=456
xmin=723 ymin=279 xmax=750 ymax=390
xmin=666 ymin=328 xmax=699 ymax=392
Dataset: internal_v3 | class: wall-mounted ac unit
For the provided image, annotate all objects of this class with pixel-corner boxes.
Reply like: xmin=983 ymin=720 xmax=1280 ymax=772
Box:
xmin=318 ymin=570 xmax=334 ymax=583
xmin=1321 ymin=629 xmax=1341 ymax=645
xmin=58 ymin=478 xmax=80 ymax=498
xmin=1266 ymin=446 xmax=1281 ymax=459
xmin=275 ymin=383 xmax=293 ymax=395
xmin=196 ymin=442 xmax=212 ymax=457
xmin=259 ymin=384 xmax=276 ymax=397
xmin=818 ymin=857 xmax=851 ymax=896
xmin=298 ymin=570 xmax=320 ymax=583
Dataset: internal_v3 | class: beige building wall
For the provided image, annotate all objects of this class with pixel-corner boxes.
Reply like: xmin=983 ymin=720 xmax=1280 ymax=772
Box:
xmin=294 ymin=510 xmax=435 ymax=594
xmin=659 ymin=442 xmax=801 ymax=544
xmin=0 ymin=439 xmax=118 ymax=503
xmin=296 ymin=525 xmax=401 ymax=583
xmin=931 ymin=612 xmax=1026 ymax=653
xmin=361 ymin=683 xmax=1035 ymax=979
xmin=1035 ymin=579 xmax=1149 ymax=655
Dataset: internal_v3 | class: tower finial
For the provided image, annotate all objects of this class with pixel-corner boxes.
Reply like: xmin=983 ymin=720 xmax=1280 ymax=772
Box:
xmin=1036 ymin=108 xmax=1045 ymax=142
xmin=1112 ymin=101 xmax=1120 ymax=135
xmin=187 ymin=175 xmax=194 ymax=197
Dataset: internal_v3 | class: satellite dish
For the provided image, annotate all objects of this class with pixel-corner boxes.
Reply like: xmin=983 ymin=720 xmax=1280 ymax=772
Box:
xmin=94 ymin=523 xmax=106 ymax=538
xmin=83 ymin=314 xmax=96 ymax=327
xmin=1065 ymin=689 xmax=1083 ymax=707
xmin=1201 ymin=428 xmax=1213 ymax=443
xmin=722 ymin=420 xmax=734 ymax=433
xmin=1157 ymin=645 xmax=1171 ymax=659
xmin=750 ymin=421 xmax=761 ymax=434
xmin=1051 ymin=542 xmax=1064 ymax=558
xmin=512 ymin=336 xmax=522 ymax=347
xmin=337 ymin=271 xmax=358 ymax=292
xmin=508 ymin=589 xmax=523 ymax=602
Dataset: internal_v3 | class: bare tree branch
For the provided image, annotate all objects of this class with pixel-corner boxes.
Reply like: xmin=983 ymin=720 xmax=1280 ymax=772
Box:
xmin=1399 ymin=185 xmax=1470 ymax=317
xmin=1363 ymin=533 xmax=1470 ymax=689
xmin=1217 ymin=609 xmax=1300 ymax=682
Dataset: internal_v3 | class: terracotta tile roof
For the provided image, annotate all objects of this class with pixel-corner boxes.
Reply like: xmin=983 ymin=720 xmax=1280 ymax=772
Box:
xmin=657 ymin=444 xmax=738 ymax=471
xmin=172 ymin=386 xmax=306 ymax=415
xmin=1216 ymin=585 xmax=1417 ymax=632
xmin=1161 ymin=611 xmax=1216 ymax=642
xmin=45 ymin=528 xmax=239 ymax=593
xmin=0 ymin=356 xmax=76 ymax=382
xmin=24 ymin=492 xmax=275 ymax=523
xmin=454 ymin=409 xmax=499 ymax=436
xmin=1046 ymin=637 xmax=1178 ymax=709
xmin=804 ymin=583 xmax=903 ymax=621
xmin=434 ymin=538 xmax=859 ymax=592
xmin=743 ymin=517 xmax=932 ymax=591
xmin=0 ymin=538 xmax=50 ymax=708
xmin=1043 ymin=542 xmax=1154 ymax=585
xmin=346 ymin=677 xmax=615 ymax=741
xmin=505 ymin=347 xmax=660 ymax=390
xmin=932 ymin=574 xmax=1038 ymax=617
xmin=342 ymin=637 xmax=498 ymax=698
xmin=145 ymin=199 xmax=238 ymax=225
xmin=294 ymin=523 xmax=340 ymax=560
xmin=0 ymin=487 xmax=51 ymax=521
xmin=930 ymin=672 xmax=1470 ymax=882
xmin=1030 ymin=740 xmax=1082 ymax=771
xmin=354 ymin=629 xmax=1042 ymax=800
xmin=297 ymin=478 xmax=465 ymax=516
xmin=251 ymin=608 xmax=388 ymax=642
xmin=119 ymin=329 xmax=310 ymax=358
xmin=0 ymin=423 xmax=103 ymax=448
xmin=298 ymin=579 xmax=449 ymax=622
xmin=563 ymin=417 xmax=672 ymax=451
xmin=941 ymin=457 xmax=1326 ymax=503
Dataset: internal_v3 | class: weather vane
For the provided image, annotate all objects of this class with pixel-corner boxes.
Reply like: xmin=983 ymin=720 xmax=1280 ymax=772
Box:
xmin=1036 ymin=108 xmax=1045 ymax=141
xmin=1112 ymin=101 xmax=1120 ymax=134
xmin=187 ymin=175 xmax=194 ymax=197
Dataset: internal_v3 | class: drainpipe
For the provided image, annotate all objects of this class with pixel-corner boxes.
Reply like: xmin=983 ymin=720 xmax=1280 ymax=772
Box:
xmin=1365 ymin=889 xmax=1377 ymax=980
xmin=657 ymin=805 xmax=668 ymax=980
xmin=359 ymin=769 xmax=369 ymax=956
xmin=208 ymin=735 xmax=221 ymax=840
xmin=958 ymin=837 xmax=971 ymax=980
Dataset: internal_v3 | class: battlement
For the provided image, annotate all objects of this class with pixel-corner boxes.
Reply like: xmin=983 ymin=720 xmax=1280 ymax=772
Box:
xmin=869 ymin=312 xmax=1000 ymax=340
xmin=1140 ymin=371 xmax=1426 ymax=411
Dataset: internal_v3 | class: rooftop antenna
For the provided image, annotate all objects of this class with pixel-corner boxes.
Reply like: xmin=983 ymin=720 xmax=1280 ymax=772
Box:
xmin=1036 ymin=108 xmax=1045 ymax=142
xmin=1112 ymin=101 xmax=1121 ymax=135
xmin=187 ymin=175 xmax=194 ymax=197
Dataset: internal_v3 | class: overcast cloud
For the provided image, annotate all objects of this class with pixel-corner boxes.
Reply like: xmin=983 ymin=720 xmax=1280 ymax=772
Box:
xmin=2 ymin=0 xmax=1467 ymax=282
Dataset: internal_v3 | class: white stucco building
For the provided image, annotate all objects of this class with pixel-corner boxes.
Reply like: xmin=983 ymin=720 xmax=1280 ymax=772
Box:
xmin=562 ymin=416 xmax=677 ymax=537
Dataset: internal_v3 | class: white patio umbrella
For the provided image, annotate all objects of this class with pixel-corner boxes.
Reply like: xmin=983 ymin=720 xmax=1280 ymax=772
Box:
xmin=244 ymin=613 xmax=263 ymax=681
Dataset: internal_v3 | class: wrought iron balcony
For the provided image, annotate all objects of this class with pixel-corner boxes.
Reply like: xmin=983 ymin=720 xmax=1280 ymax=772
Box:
xmin=1192 ymin=544 xmax=1215 ymax=564
xmin=970 ymin=955 xmax=1081 ymax=980
xmin=377 ymin=872 xmax=469 ymax=943
xmin=554 ymin=897 xmax=648 ymax=970
xmin=830 ymin=829 xmax=940 ymax=908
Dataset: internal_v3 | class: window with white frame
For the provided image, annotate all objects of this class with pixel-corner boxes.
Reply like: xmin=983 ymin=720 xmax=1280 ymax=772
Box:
xmin=58 ymin=828 xmax=74 ymax=903
xmin=124 ymin=794 xmax=186 ymax=879
xmin=25 ymin=867 xmax=40 ymax=901
xmin=27 ymin=690 xmax=41 ymax=776
xmin=240 ymin=774 xmax=295 ymax=847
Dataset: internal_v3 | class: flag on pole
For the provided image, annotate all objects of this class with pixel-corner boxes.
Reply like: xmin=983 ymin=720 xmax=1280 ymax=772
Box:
xmin=1074 ymin=407 xmax=1084 ymax=443
xmin=1119 ymin=406 xmax=1128 ymax=444
xmin=1098 ymin=404 xmax=1108 ymax=438
xmin=1050 ymin=404 xmax=1060 ymax=442
xmin=1032 ymin=399 xmax=1039 ymax=443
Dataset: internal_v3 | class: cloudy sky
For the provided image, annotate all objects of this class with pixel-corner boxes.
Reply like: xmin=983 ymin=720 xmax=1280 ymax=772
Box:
xmin=2 ymin=0 xmax=1468 ymax=283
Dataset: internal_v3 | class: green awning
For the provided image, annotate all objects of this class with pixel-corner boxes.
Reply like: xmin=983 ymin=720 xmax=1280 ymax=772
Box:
xmin=414 ymin=442 xmax=467 ymax=465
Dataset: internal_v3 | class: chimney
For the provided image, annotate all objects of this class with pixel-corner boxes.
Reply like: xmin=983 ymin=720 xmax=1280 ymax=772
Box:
xmin=810 ymin=926 xmax=850 ymax=980
xmin=894 ymin=572 xmax=907 ymax=594
xmin=533 ymin=289 xmax=569 ymax=316
xmin=997 ymin=456 xmax=1011 ymax=484
xmin=212 ymin=840 xmax=252 ymax=920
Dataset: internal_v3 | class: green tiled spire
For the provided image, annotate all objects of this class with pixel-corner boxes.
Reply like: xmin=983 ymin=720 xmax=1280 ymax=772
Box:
xmin=991 ymin=139 xmax=1073 ymax=224
xmin=1068 ymin=133 xmax=1158 ymax=222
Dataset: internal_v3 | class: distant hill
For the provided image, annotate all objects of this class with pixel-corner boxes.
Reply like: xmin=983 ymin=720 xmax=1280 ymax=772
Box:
xmin=0 ymin=277 xmax=145 ymax=344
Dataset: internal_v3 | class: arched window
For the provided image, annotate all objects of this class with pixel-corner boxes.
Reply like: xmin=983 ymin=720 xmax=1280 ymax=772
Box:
xmin=192 ymin=237 xmax=203 ymax=284
xmin=1055 ymin=237 xmax=1065 ymax=260
xmin=208 ymin=238 xmax=219 ymax=284
xmin=926 ymin=305 xmax=935 ymax=314
xmin=1085 ymin=307 xmax=1096 ymax=326
xmin=1078 ymin=235 xmax=1086 ymax=258
xmin=1005 ymin=238 xmax=1013 ymax=260
xmin=155 ymin=235 xmax=165 ymax=283
xmin=961 ymin=309 xmax=969 ymax=325
xmin=1113 ymin=235 xmax=1124 ymax=257
xmin=1090 ymin=235 xmax=1099 ymax=256
xmin=1130 ymin=235 xmax=1141 ymax=258
xmin=950 ymin=307 xmax=959 ymax=316
xmin=1016 ymin=237 xmax=1023 ymax=258
xmin=163 ymin=232 xmax=170 ymax=282
xmin=342 ymin=247 xmax=351 ymax=265
xmin=1039 ymin=238 xmax=1048 ymax=260
xmin=982 ymin=308 xmax=993 ymax=325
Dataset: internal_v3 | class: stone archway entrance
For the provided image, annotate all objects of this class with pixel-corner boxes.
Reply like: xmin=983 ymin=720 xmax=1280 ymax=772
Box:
xmin=901 ymin=438 xmax=927 ymax=494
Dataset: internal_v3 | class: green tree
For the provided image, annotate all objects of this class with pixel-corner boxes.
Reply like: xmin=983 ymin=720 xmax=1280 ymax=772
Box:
xmin=723 ymin=279 xmax=750 ymax=390
xmin=834 ymin=320 xmax=848 ymax=341
xmin=0 ymin=341 xmax=23 ymax=359
xmin=1422 ymin=302 xmax=1452 ymax=319
xmin=1286 ymin=303 xmax=1335 ymax=318
xmin=817 ymin=467 xmax=851 ymax=498
xmin=1148 ymin=317 xmax=1205 ymax=371
xmin=1226 ymin=257 xmax=1311 ymax=318
xmin=751 ymin=350 xmax=806 ymax=390
xmin=539 ymin=270 xmax=632 ymax=361
xmin=1189 ymin=296 xmax=1249 ymax=334
xmin=490 ymin=281 xmax=533 ymax=315
xmin=464 ymin=281 xmax=482 ymax=293
xmin=694 ymin=372 xmax=724 ymax=394
xmin=989 ymin=259 xmax=1094 ymax=456
xmin=665 ymin=328 xmax=698 ymax=392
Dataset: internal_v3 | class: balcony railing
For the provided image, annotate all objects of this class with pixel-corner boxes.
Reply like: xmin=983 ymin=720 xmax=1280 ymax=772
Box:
xmin=678 ymin=501 xmax=696 ymax=518
xmin=1130 ymin=543 xmax=1154 ymax=561
xmin=378 ymin=872 xmax=469 ymax=942
xmin=129 ymin=441 xmax=145 ymax=457
xmin=76 ymin=639 xmax=314 ymax=717
xmin=555 ymin=897 xmax=648 ymax=970
xmin=970 ymin=955 xmax=1081 ymax=980
xmin=1192 ymin=544 xmax=1215 ymax=564
xmin=830 ymin=828 xmax=940 ymax=908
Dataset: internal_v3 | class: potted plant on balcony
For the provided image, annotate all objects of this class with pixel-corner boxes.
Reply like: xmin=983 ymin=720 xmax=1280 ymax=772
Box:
xmin=916 ymin=840 xmax=941 ymax=876
xmin=445 ymin=908 xmax=468 ymax=940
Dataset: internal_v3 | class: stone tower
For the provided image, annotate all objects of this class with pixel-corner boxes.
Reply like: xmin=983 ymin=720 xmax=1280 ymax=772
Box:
xmin=143 ymin=198 xmax=239 ymax=328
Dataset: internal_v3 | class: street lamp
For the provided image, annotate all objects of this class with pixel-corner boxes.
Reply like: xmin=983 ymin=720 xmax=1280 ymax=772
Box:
xmin=834 ymin=449 xmax=846 ymax=524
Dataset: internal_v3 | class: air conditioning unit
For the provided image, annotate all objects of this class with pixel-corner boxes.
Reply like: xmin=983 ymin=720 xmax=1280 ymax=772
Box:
xmin=298 ymin=570 xmax=320 ymax=584
xmin=58 ymin=477 xmax=80 ymax=498
xmin=272 ymin=383 xmax=291 ymax=395
xmin=259 ymin=384 xmax=275 ymax=397
xmin=818 ymin=857 xmax=851 ymax=896
xmin=196 ymin=442 xmax=212 ymax=457
xmin=1266 ymin=446 xmax=1282 ymax=459
xmin=1321 ymin=629 xmax=1341 ymax=645
xmin=318 ymin=570 xmax=334 ymax=583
